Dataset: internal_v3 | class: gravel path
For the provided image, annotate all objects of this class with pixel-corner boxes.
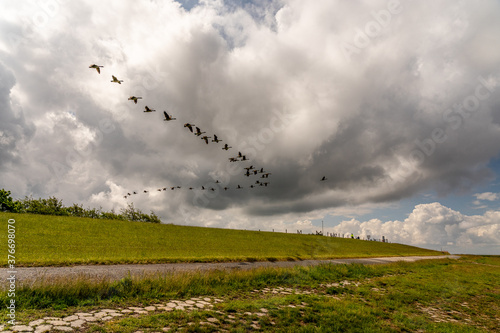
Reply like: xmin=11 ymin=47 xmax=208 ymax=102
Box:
xmin=2 ymin=255 xmax=458 ymax=286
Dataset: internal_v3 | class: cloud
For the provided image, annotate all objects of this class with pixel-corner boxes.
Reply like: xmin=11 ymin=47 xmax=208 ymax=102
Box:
xmin=332 ymin=202 xmax=500 ymax=253
xmin=474 ymin=192 xmax=499 ymax=201
xmin=0 ymin=0 xmax=499 ymax=257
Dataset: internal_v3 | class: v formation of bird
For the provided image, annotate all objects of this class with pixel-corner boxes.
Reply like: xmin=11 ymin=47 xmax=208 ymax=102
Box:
xmin=89 ymin=64 xmax=325 ymax=200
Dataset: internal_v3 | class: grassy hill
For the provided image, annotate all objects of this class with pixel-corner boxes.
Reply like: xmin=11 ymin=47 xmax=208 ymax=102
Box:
xmin=0 ymin=212 xmax=442 ymax=266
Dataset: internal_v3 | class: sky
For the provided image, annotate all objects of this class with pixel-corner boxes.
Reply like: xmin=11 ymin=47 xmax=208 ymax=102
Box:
xmin=0 ymin=0 xmax=499 ymax=255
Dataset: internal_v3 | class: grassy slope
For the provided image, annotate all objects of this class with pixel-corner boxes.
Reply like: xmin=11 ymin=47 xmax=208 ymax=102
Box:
xmin=0 ymin=212 xmax=441 ymax=266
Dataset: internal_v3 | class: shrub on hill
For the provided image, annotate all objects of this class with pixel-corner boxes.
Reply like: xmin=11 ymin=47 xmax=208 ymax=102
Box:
xmin=0 ymin=189 xmax=22 ymax=213
xmin=0 ymin=189 xmax=161 ymax=223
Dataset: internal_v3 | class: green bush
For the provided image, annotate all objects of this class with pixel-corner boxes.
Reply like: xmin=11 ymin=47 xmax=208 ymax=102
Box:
xmin=1 ymin=189 xmax=161 ymax=223
xmin=0 ymin=189 xmax=22 ymax=213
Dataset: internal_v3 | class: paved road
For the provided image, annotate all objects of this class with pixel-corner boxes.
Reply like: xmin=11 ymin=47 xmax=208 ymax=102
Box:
xmin=2 ymin=255 xmax=459 ymax=286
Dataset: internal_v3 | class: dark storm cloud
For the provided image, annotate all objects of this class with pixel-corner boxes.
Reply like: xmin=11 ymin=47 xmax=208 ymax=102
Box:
xmin=0 ymin=62 xmax=35 ymax=170
xmin=0 ymin=0 xmax=499 ymax=243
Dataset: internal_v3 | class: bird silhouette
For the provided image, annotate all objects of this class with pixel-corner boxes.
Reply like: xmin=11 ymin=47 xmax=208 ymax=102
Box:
xmin=222 ymin=144 xmax=232 ymax=150
xmin=212 ymin=134 xmax=222 ymax=143
xmin=224 ymin=187 xmax=229 ymax=191
xmin=195 ymin=127 xmax=206 ymax=136
xmin=201 ymin=136 xmax=211 ymax=144
xmin=184 ymin=123 xmax=194 ymax=133
xmin=111 ymin=75 xmax=123 ymax=84
xmin=241 ymin=155 xmax=249 ymax=161
xmin=229 ymin=157 xmax=237 ymax=162
xmin=238 ymin=152 xmax=243 ymax=158
xmin=128 ymin=96 xmax=142 ymax=104
xmin=144 ymin=106 xmax=156 ymax=112
xmin=89 ymin=64 xmax=103 ymax=74
xmin=163 ymin=111 xmax=176 ymax=121
xmin=237 ymin=185 xmax=242 ymax=189
xmin=321 ymin=176 xmax=328 ymax=181
xmin=143 ymin=190 xmax=148 ymax=193
xmin=245 ymin=170 xmax=251 ymax=177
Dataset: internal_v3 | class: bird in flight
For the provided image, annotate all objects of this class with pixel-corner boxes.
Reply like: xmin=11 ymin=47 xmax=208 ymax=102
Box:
xmin=184 ymin=123 xmax=194 ymax=133
xmin=222 ymin=144 xmax=232 ymax=150
xmin=89 ymin=64 xmax=103 ymax=74
xmin=195 ymin=127 xmax=206 ymax=136
xmin=245 ymin=170 xmax=251 ymax=177
xmin=237 ymin=185 xmax=242 ymax=189
xmin=111 ymin=75 xmax=124 ymax=84
xmin=212 ymin=134 xmax=222 ymax=143
xmin=241 ymin=155 xmax=249 ymax=161
xmin=163 ymin=111 xmax=176 ymax=121
xmin=128 ymin=96 xmax=142 ymax=104
xmin=229 ymin=157 xmax=237 ymax=162
xmin=321 ymin=176 xmax=328 ymax=181
xmin=201 ymin=136 xmax=212 ymax=144
xmin=144 ymin=106 xmax=156 ymax=112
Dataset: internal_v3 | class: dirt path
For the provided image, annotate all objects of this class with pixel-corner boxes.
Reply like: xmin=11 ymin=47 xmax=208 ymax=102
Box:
xmin=2 ymin=255 xmax=458 ymax=286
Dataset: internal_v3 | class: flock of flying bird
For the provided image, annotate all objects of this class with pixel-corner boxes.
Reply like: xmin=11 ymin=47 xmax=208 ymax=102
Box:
xmin=88 ymin=64 xmax=293 ymax=200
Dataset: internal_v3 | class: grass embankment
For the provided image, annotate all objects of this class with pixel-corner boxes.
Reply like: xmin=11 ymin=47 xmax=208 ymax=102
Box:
xmin=1 ymin=256 xmax=499 ymax=332
xmin=0 ymin=212 xmax=440 ymax=266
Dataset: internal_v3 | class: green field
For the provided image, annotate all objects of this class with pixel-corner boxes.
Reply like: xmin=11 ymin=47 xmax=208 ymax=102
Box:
xmin=0 ymin=212 xmax=441 ymax=267
xmin=1 ymin=257 xmax=498 ymax=332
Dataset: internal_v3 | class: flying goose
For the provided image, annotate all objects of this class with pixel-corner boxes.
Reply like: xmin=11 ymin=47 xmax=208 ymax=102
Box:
xmin=201 ymin=136 xmax=211 ymax=144
xmin=89 ymin=64 xmax=103 ymax=74
xmin=224 ymin=187 xmax=229 ymax=191
xmin=144 ymin=106 xmax=156 ymax=112
xmin=128 ymin=96 xmax=142 ymax=104
xmin=163 ymin=111 xmax=176 ymax=121
xmin=222 ymin=144 xmax=232 ymax=150
xmin=111 ymin=75 xmax=123 ymax=84
xmin=245 ymin=170 xmax=251 ymax=177
xmin=241 ymin=155 xmax=249 ymax=161
xmin=321 ymin=176 xmax=328 ymax=181
xmin=195 ymin=127 xmax=206 ymax=136
xmin=229 ymin=157 xmax=237 ymax=162
xmin=237 ymin=185 xmax=242 ymax=189
xmin=184 ymin=123 xmax=194 ymax=133
xmin=212 ymin=134 xmax=222 ymax=143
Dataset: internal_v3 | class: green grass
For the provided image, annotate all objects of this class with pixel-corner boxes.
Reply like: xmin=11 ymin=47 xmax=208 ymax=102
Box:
xmin=0 ymin=212 xmax=441 ymax=266
xmin=2 ymin=256 xmax=498 ymax=332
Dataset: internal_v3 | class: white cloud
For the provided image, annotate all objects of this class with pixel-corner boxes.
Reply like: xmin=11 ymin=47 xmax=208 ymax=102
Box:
xmin=0 ymin=0 xmax=500 ymax=255
xmin=332 ymin=202 xmax=500 ymax=254
xmin=474 ymin=192 xmax=499 ymax=201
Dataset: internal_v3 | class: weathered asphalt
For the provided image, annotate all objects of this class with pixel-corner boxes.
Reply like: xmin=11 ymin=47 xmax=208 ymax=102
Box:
xmin=2 ymin=255 xmax=459 ymax=286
